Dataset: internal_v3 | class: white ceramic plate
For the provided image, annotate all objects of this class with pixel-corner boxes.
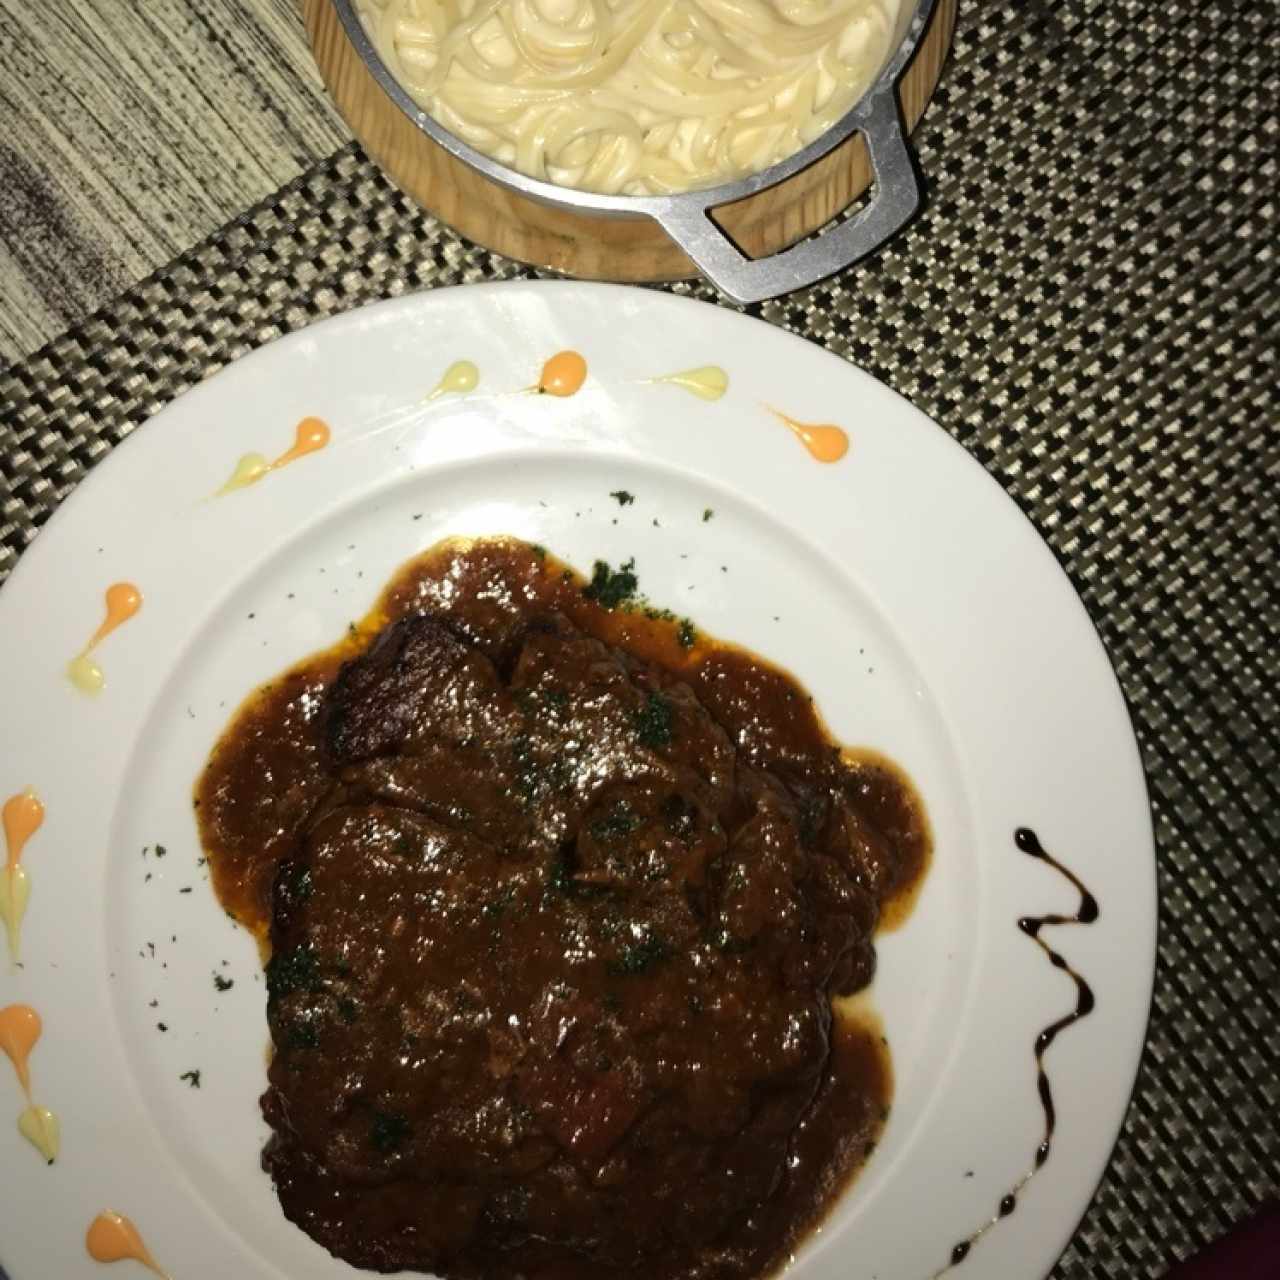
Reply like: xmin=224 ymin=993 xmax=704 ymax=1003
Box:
xmin=0 ymin=283 xmax=1155 ymax=1280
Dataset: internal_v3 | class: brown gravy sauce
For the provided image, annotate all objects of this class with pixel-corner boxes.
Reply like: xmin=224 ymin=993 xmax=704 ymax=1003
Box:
xmin=195 ymin=536 xmax=931 ymax=1280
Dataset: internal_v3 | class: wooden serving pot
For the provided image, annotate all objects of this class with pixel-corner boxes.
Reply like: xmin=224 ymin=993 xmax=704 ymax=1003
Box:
xmin=305 ymin=0 xmax=956 ymax=303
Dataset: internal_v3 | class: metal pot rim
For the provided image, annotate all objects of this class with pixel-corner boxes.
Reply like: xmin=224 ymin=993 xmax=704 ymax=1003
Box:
xmin=332 ymin=0 xmax=938 ymax=221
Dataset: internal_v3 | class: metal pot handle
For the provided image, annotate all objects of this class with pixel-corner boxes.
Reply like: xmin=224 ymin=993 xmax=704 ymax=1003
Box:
xmin=654 ymin=93 xmax=920 ymax=306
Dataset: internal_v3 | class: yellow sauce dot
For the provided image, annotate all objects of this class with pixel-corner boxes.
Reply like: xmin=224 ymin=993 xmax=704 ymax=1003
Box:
xmin=0 ymin=865 xmax=30 ymax=967
xmin=538 ymin=350 xmax=588 ymax=397
xmin=217 ymin=452 xmax=270 ymax=494
xmin=18 ymin=1104 xmax=59 ymax=1163
xmin=428 ymin=360 xmax=480 ymax=399
xmin=653 ymin=366 xmax=729 ymax=401
xmin=67 ymin=654 xmax=106 ymax=695
xmin=1 ymin=791 xmax=41 ymax=967
xmin=67 ymin=584 xmax=143 ymax=694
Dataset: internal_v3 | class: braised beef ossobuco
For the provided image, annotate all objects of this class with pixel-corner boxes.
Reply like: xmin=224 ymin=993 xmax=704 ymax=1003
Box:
xmin=196 ymin=537 xmax=930 ymax=1279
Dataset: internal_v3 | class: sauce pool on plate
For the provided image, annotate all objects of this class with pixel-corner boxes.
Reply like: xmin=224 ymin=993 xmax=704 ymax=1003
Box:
xmin=195 ymin=536 xmax=930 ymax=1280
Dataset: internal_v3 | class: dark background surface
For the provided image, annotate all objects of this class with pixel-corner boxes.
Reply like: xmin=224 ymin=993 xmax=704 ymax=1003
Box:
xmin=1 ymin=2 xmax=1277 ymax=1277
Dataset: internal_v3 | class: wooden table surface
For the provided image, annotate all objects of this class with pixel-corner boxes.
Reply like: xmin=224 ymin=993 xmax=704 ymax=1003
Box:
xmin=0 ymin=0 xmax=347 ymax=365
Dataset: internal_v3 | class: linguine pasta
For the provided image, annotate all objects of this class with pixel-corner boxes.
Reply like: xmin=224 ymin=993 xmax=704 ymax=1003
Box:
xmin=357 ymin=0 xmax=902 ymax=195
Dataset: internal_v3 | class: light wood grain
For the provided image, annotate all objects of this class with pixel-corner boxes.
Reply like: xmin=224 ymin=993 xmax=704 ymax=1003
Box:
xmin=305 ymin=0 xmax=955 ymax=282
xmin=0 ymin=0 xmax=346 ymax=364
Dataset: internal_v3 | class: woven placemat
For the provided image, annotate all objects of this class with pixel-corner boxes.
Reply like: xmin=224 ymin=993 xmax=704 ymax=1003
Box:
xmin=2 ymin=1 xmax=1277 ymax=1275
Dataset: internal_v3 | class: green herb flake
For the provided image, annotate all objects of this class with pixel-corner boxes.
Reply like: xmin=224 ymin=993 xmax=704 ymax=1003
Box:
xmin=287 ymin=866 xmax=314 ymax=902
xmin=702 ymin=508 xmax=714 ymax=522
xmin=583 ymin=557 xmax=638 ymax=609
xmin=481 ymin=886 xmax=517 ymax=919
xmin=179 ymin=1070 xmax=201 ymax=1089
xmin=662 ymin=794 xmax=697 ymax=837
xmin=546 ymin=848 xmax=574 ymax=894
xmin=154 ymin=845 xmax=167 ymax=859
xmin=590 ymin=803 xmax=641 ymax=842
xmin=609 ymin=490 xmax=636 ymax=506
xmin=371 ymin=1110 xmax=412 ymax=1153
xmin=531 ymin=543 xmax=547 ymax=562
xmin=677 ymin=619 xmax=696 ymax=649
xmin=265 ymin=944 xmax=319 ymax=1003
xmin=609 ymin=931 xmax=672 ymax=976
xmin=709 ymin=927 xmax=753 ymax=954
xmin=286 ymin=1022 xmax=320 ymax=1051
xmin=632 ymin=691 xmax=674 ymax=749
xmin=213 ymin=973 xmax=234 ymax=993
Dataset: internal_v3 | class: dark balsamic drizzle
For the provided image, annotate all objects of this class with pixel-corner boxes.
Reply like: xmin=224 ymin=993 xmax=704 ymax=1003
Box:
xmin=936 ymin=828 xmax=1099 ymax=1276
xmin=1015 ymin=825 xmax=1098 ymax=1167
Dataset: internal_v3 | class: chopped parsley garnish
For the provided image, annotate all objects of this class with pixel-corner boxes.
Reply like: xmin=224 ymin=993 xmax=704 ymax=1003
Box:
xmin=662 ymin=794 xmax=697 ymax=838
xmin=609 ymin=931 xmax=672 ymax=976
xmin=213 ymin=973 xmax=234 ymax=993
xmin=583 ymin=557 xmax=638 ymax=609
xmin=154 ymin=845 xmax=167 ymax=858
xmin=390 ymin=830 xmax=418 ymax=857
xmin=286 ymin=1022 xmax=319 ymax=1051
xmin=703 ymin=508 xmax=714 ymax=522
xmin=481 ymin=886 xmax=517 ymax=919
xmin=286 ymin=865 xmax=313 ymax=902
xmin=531 ymin=543 xmax=547 ymax=561
xmin=371 ymin=1111 xmax=412 ymax=1152
xmin=590 ymin=803 xmax=641 ymax=842
xmin=179 ymin=1070 xmax=201 ymax=1088
xmin=266 ymin=944 xmax=319 ymax=1003
xmin=677 ymin=619 xmax=696 ymax=649
xmin=546 ymin=847 xmax=574 ymax=894
xmin=632 ymin=691 xmax=674 ymax=749
xmin=609 ymin=489 xmax=635 ymax=506
xmin=709 ymin=926 xmax=753 ymax=954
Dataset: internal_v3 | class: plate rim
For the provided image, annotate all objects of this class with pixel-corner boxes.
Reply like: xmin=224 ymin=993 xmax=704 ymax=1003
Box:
xmin=0 ymin=280 xmax=1157 ymax=1280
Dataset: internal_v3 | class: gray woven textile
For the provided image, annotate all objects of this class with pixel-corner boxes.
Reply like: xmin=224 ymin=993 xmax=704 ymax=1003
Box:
xmin=2 ymin=1 xmax=1276 ymax=1276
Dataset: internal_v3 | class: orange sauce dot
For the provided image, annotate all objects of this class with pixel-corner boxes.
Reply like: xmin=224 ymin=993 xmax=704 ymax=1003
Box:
xmin=89 ymin=583 xmax=143 ymax=649
xmin=86 ymin=1212 xmax=169 ymax=1277
xmin=69 ymin=583 xmax=143 ymax=694
xmin=767 ymin=409 xmax=849 ymax=463
xmin=0 ymin=1003 xmax=41 ymax=1095
xmin=538 ymin=350 xmax=588 ymax=398
xmin=2 ymin=792 xmax=42 ymax=965
xmin=3 ymin=790 xmax=43 ymax=872
xmin=271 ymin=416 xmax=331 ymax=469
